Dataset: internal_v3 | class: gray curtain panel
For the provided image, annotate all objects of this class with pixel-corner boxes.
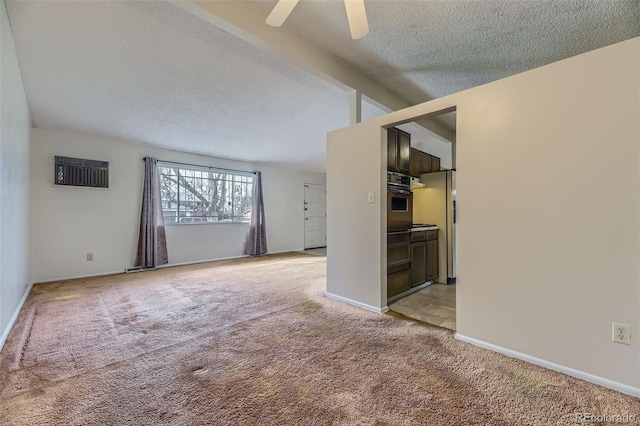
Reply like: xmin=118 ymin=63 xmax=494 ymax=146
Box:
xmin=135 ymin=157 xmax=169 ymax=268
xmin=246 ymin=171 xmax=267 ymax=256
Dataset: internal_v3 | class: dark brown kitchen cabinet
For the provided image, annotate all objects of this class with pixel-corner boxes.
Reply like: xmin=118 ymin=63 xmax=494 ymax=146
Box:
xmin=410 ymin=241 xmax=427 ymax=287
xmin=397 ymin=130 xmax=411 ymax=174
xmin=387 ymin=231 xmax=411 ymax=298
xmin=389 ymin=230 xmax=439 ymax=299
xmin=387 ymin=128 xmax=398 ymax=172
xmin=387 ymin=127 xmax=411 ymax=175
xmin=388 ymin=241 xmax=410 ymax=268
xmin=410 ymin=148 xmax=421 ymax=178
xmin=426 ymin=231 xmax=439 ymax=282
xmin=420 ymin=152 xmax=432 ymax=174
xmin=388 ymin=269 xmax=410 ymax=298
xmin=431 ymin=156 xmax=441 ymax=173
xmin=409 ymin=148 xmax=442 ymax=176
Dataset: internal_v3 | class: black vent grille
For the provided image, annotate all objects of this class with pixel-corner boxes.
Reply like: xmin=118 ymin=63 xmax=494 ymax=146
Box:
xmin=54 ymin=156 xmax=109 ymax=188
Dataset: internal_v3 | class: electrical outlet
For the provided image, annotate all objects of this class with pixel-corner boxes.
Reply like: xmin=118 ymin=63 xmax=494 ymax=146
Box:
xmin=86 ymin=253 xmax=94 ymax=261
xmin=612 ymin=323 xmax=630 ymax=345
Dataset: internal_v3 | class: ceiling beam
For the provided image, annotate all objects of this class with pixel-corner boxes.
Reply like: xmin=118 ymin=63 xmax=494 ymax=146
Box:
xmin=171 ymin=0 xmax=454 ymax=142
xmin=350 ymin=90 xmax=362 ymax=125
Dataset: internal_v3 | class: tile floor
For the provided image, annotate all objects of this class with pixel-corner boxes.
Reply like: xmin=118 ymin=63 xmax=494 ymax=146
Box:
xmin=298 ymin=248 xmax=455 ymax=330
xmin=388 ymin=283 xmax=456 ymax=330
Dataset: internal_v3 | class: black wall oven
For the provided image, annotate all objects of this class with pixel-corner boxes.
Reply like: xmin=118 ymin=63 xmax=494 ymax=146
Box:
xmin=387 ymin=172 xmax=413 ymax=231
xmin=387 ymin=176 xmax=413 ymax=231
xmin=387 ymin=171 xmax=411 ymax=194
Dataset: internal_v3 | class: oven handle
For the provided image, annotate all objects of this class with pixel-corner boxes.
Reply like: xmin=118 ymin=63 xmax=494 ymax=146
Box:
xmin=387 ymin=187 xmax=411 ymax=195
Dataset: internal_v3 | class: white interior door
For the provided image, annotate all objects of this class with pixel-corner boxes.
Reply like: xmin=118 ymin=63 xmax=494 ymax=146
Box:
xmin=304 ymin=184 xmax=326 ymax=249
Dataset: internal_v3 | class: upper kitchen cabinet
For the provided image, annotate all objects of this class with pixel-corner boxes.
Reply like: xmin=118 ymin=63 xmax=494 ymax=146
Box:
xmin=420 ymin=152 xmax=432 ymax=174
xmin=387 ymin=128 xmax=398 ymax=172
xmin=410 ymin=148 xmax=421 ymax=178
xmin=387 ymin=128 xmax=411 ymax=175
xmin=409 ymin=148 xmax=443 ymax=177
xmin=397 ymin=130 xmax=411 ymax=174
xmin=431 ymin=156 xmax=441 ymax=172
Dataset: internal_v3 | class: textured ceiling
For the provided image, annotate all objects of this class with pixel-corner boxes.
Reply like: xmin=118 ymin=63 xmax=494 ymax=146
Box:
xmin=5 ymin=0 xmax=350 ymax=173
xmin=250 ymin=0 xmax=639 ymax=105
xmin=6 ymin=1 xmax=639 ymax=173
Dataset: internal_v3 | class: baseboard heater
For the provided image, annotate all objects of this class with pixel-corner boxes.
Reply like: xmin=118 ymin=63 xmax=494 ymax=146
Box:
xmin=125 ymin=266 xmax=156 ymax=273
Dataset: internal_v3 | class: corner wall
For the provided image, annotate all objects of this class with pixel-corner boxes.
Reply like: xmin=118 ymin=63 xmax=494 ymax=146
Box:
xmin=454 ymin=38 xmax=640 ymax=391
xmin=326 ymin=124 xmax=386 ymax=311
xmin=327 ymin=38 xmax=640 ymax=392
xmin=0 ymin=0 xmax=31 ymax=349
xmin=31 ymin=128 xmax=325 ymax=283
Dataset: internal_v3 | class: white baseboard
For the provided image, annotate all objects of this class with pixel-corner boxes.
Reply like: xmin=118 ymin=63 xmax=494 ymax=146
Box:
xmin=455 ymin=334 xmax=640 ymax=398
xmin=325 ymin=292 xmax=388 ymax=314
xmin=269 ymin=250 xmax=305 ymax=255
xmin=35 ymin=269 xmax=126 ymax=284
xmin=0 ymin=282 xmax=33 ymax=351
xmin=35 ymin=251 xmax=306 ymax=284
xmin=158 ymin=254 xmax=249 ymax=269
xmin=162 ymin=251 xmax=303 ymax=268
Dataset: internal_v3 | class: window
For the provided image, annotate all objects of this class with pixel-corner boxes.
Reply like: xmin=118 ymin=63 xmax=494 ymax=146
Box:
xmin=158 ymin=162 xmax=253 ymax=224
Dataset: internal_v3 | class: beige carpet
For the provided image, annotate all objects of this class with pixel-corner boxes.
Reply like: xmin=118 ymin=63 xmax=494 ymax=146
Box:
xmin=0 ymin=253 xmax=637 ymax=425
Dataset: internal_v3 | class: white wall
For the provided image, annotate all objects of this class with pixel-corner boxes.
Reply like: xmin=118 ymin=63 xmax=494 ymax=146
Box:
xmin=326 ymin=124 xmax=387 ymax=311
xmin=31 ymin=128 xmax=325 ymax=283
xmin=327 ymin=38 xmax=640 ymax=392
xmin=0 ymin=0 xmax=31 ymax=348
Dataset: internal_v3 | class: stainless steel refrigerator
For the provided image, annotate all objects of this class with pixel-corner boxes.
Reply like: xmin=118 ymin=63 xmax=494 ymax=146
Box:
xmin=413 ymin=170 xmax=456 ymax=284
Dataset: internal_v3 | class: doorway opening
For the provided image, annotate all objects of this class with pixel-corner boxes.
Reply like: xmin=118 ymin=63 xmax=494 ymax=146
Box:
xmin=386 ymin=110 xmax=457 ymax=331
xmin=303 ymin=183 xmax=326 ymax=250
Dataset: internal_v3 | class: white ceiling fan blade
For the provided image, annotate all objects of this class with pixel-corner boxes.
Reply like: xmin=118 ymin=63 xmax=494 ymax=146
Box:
xmin=344 ymin=0 xmax=369 ymax=39
xmin=266 ymin=0 xmax=300 ymax=27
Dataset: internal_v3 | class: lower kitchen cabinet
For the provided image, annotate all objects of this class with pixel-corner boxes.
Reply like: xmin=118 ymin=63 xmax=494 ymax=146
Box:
xmin=387 ymin=269 xmax=410 ymax=298
xmin=426 ymin=237 xmax=439 ymax=282
xmin=388 ymin=230 xmax=439 ymax=300
xmin=387 ymin=232 xmax=411 ymax=298
xmin=410 ymin=241 xmax=427 ymax=287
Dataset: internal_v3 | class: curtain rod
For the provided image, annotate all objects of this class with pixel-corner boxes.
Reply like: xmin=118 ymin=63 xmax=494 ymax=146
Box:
xmin=143 ymin=157 xmax=256 ymax=175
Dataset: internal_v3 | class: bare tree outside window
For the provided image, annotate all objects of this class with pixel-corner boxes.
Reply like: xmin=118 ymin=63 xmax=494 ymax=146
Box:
xmin=158 ymin=163 xmax=253 ymax=224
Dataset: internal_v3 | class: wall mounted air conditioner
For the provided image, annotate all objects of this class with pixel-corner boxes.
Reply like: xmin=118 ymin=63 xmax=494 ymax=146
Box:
xmin=54 ymin=156 xmax=109 ymax=188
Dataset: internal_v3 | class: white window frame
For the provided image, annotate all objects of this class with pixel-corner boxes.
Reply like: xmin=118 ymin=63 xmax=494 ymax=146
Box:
xmin=158 ymin=162 xmax=254 ymax=225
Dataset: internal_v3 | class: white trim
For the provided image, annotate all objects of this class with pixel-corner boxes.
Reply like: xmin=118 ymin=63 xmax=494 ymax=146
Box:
xmin=157 ymin=254 xmax=249 ymax=268
xmin=303 ymin=182 xmax=327 ymax=250
xmin=325 ymin=292 xmax=388 ymax=314
xmin=267 ymin=250 xmax=304 ymax=255
xmin=35 ymin=269 xmax=126 ymax=284
xmin=50 ymin=183 xmax=111 ymax=191
xmin=0 ymin=282 xmax=33 ymax=351
xmin=159 ymin=251 xmax=301 ymax=269
xmin=165 ymin=221 xmax=250 ymax=227
xmin=34 ymin=251 xmax=305 ymax=284
xmin=157 ymin=160 xmax=254 ymax=177
xmin=455 ymin=334 xmax=640 ymax=398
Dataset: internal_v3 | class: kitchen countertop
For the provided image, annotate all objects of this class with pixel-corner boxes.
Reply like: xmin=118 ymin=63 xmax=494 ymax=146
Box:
xmin=411 ymin=226 xmax=438 ymax=232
